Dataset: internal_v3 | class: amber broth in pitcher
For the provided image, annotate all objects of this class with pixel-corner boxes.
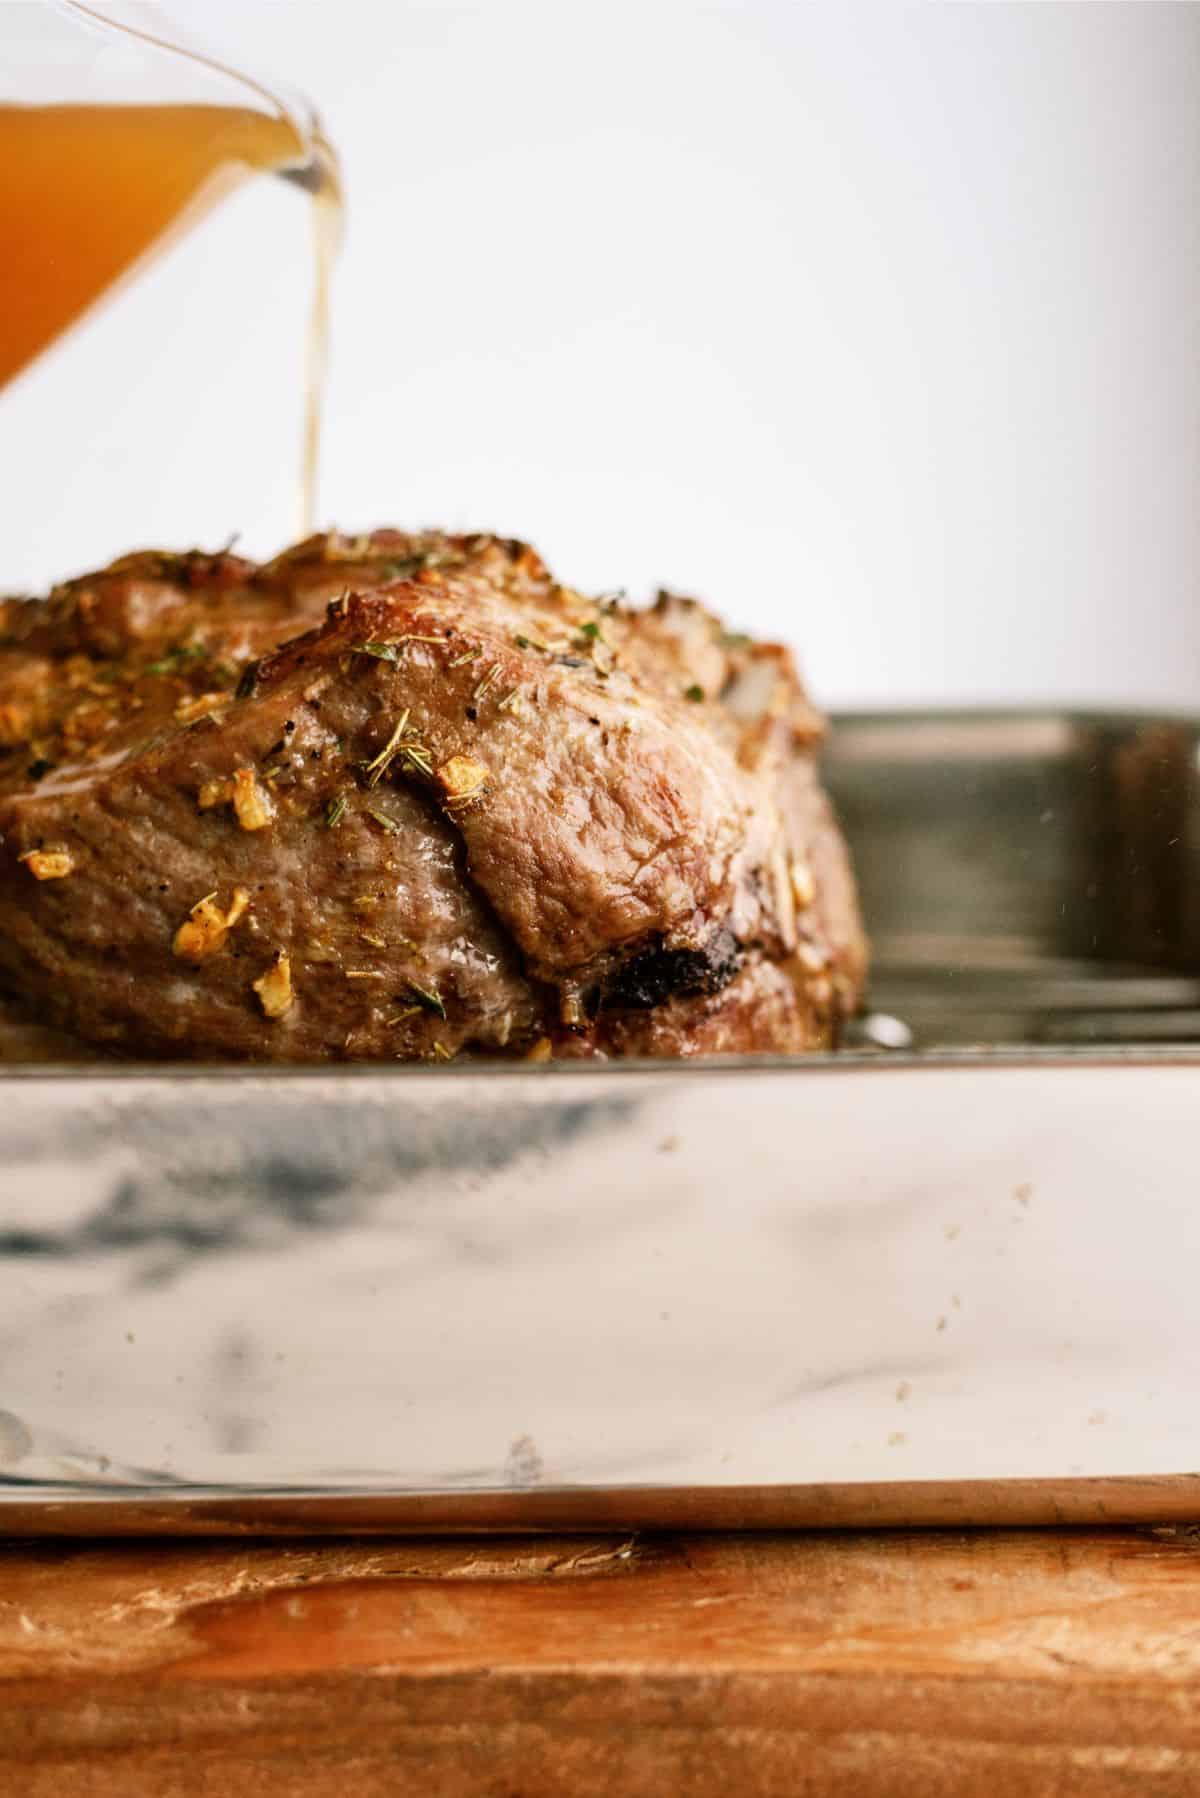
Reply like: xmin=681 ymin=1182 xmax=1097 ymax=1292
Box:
xmin=0 ymin=102 xmax=342 ymax=528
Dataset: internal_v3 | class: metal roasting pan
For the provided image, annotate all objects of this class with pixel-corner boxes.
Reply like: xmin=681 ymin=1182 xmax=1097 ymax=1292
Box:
xmin=4 ymin=709 xmax=1200 ymax=1535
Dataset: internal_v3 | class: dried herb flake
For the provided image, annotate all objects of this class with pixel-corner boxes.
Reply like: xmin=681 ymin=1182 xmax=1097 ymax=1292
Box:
xmin=145 ymin=643 xmax=206 ymax=677
xmin=400 ymin=741 xmax=434 ymax=777
xmin=473 ymin=663 xmax=502 ymax=703
xmin=406 ymin=978 xmax=446 ymax=1019
xmin=364 ymin=709 xmax=411 ymax=785
xmin=365 ymin=805 xmax=402 ymax=836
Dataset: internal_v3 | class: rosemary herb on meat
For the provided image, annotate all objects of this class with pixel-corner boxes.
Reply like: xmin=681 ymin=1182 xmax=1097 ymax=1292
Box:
xmin=355 ymin=636 xmax=446 ymax=663
xmin=363 ymin=714 xmax=435 ymax=785
xmin=364 ymin=709 xmax=411 ymax=785
xmin=575 ymin=619 xmax=614 ymax=679
xmin=473 ymin=662 xmax=502 ymax=703
xmin=406 ymin=978 xmax=447 ymax=1019
xmin=144 ymin=643 xmax=205 ymax=677
xmin=399 ymin=738 xmax=434 ymax=777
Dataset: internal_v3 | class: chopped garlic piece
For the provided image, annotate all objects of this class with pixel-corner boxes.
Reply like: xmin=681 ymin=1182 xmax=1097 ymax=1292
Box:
xmin=304 ymin=940 xmax=340 ymax=964
xmin=173 ymin=888 xmax=250 ymax=961
xmin=231 ymin=767 xmax=274 ymax=831
xmin=175 ymin=691 xmax=230 ymax=725
xmin=19 ymin=849 xmax=73 ymax=881
xmin=197 ymin=767 xmax=274 ymax=831
xmin=790 ymin=858 xmax=816 ymax=911
xmin=253 ymin=952 xmax=294 ymax=1019
xmin=0 ymin=703 xmax=34 ymax=748
xmin=197 ymin=776 xmax=234 ymax=811
xmin=436 ymin=753 xmax=490 ymax=808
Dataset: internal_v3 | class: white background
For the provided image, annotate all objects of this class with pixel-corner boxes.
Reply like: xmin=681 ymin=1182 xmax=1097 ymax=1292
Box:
xmin=4 ymin=1 xmax=1198 ymax=710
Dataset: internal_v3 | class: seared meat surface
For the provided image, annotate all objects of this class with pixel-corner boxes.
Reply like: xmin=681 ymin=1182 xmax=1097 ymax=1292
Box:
xmin=0 ymin=531 xmax=865 ymax=1060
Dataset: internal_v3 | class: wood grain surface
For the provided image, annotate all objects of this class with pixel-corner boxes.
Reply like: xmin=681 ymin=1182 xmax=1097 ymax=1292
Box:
xmin=4 ymin=1527 xmax=1200 ymax=1795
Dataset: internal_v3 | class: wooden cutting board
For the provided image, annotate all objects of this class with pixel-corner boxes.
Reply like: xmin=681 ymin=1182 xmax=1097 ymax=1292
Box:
xmin=2 ymin=1527 xmax=1200 ymax=1795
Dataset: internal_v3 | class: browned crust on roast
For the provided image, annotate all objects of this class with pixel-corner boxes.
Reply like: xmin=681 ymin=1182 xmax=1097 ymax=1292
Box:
xmin=0 ymin=532 xmax=865 ymax=1062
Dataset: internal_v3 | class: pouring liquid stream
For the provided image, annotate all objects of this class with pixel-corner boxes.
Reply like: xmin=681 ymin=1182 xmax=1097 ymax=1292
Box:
xmin=0 ymin=103 xmax=342 ymax=533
